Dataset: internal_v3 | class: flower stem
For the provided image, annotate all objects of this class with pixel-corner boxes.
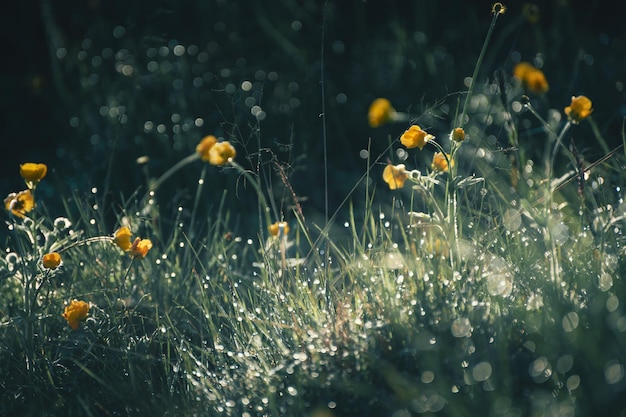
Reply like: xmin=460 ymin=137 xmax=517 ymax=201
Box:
xmin=547 ymin=120 xmax=572 ymax=206
xmin=189 ymin=164 xmax=208 ymax=240
xmin=229 ymin=159 xmax=273 ymax=240
xmin=142 ymin=152 xmax=201 ymax=203
xmin=54 ymin=236 xmax=114 ymax=254
xmin=459 ymin=8 xmax=502 ymax=127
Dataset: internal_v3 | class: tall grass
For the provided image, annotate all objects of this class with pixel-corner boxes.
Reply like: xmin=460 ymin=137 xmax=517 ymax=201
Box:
xmin=2 ymin=2 xmax=626 ymax=416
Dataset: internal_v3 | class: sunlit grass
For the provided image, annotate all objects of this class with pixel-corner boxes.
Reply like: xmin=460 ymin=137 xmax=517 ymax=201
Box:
xmin=3 ymin=3 xmax=626 ymax=417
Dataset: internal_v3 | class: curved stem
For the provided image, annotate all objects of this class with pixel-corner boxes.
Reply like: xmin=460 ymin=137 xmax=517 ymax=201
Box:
xmin=547 ymin=120 xmax=572 ymax=207
xmin=459 ymin=10 xmax=502 ymax=127
xmin=141 ymin=153 xmax=201 ymax=204
xmin=229 ymin=159 xmax=272 ymax=240
xmin=54 ymin=236 xmax=113 ymax=254
xmin=189 ymin=164 xmax=208 ymax=240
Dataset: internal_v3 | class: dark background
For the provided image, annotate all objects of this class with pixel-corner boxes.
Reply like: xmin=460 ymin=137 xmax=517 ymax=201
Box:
xmin=2 ymin=0 xmax=625 ymax=236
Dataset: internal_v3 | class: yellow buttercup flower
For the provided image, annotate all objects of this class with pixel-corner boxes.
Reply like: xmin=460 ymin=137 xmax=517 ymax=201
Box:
xmin=431 ymin=152 xmax=454 ymax=173
xmin=513 ymin=62 xmax=548 ymax=94
xmin=513 ymin=61 xmax=534 ymax=79
xmin=269 ymin=221 xmax=290 ymax=237
xmin=4 ymin=190 xmax=35 ymax=219
xmin=451 ymin=127 xmax=466 ymax=143
xmin=195 ymin=135 xmax=218 ymax=162
xmin=208 ymin=141 xmax=236 ymax=166
xmin=20 ymin=163 xmax=47 ymax=189
xmin=42 ymin=252 xmax=62 ymax=269
xmin=62 ymin=300 xmax=90 ymax=330
xmin=114 ymin=226 xmax=152 ymax=258
xmin=564 ymin=95 xmax=593 ymax=124
xmin=523 ymin=69 xmax=549 ymax=94
xmin=400 ymin=125 xmax=434 ymax=150
xmin=130 ymin=237 xmax=153 ymax=259
xmin=382 ymin=163 xmax=409 ymax=190
xmin=368 ymin=98 xmax=396 ymax=128
xmin=113 ymin=226 xmax=133 ymax=251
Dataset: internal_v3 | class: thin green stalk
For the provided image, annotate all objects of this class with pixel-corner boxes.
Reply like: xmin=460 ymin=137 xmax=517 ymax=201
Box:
xmin=229 ymin=159 xmax=272 ymax=240
xmin=587 ymin=116 xmax=610 ymax=156
xmin=426 ymin=141 xmax=457 ymax=262
xmin=142 ymin=153 xmax=201 ymax=204
xmin=459 ymin=5 xmax=504 ymax=127
xmin=54 ymin=235 xmax=114 ymax=254
xmin=119 ymin=259 xmax=135 ymax=297
xmin=549 ymin=121 xmax=572 ymax=177
xmin=188 ymin=164 xmax=208 ymax=241
xmin=547 ymin=120 xmax=572 ymax=207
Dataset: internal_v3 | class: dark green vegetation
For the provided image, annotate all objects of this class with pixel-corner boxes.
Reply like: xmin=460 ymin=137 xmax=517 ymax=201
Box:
xmin=2 ymin=1 xmax=626 ymax=416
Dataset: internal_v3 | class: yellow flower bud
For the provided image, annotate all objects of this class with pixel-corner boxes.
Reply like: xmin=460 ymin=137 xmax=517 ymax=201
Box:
xmin=564 ymin=95 xmax=593 ymax=124
xmin=43 ymin=252 xmax=62 ymax=269
xmin=368 ymin=98 xmax=395 ymax=128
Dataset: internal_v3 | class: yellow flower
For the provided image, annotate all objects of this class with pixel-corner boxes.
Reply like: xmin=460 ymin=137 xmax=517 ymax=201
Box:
xmin=400 ymin=125 xmax=434 ymax=150
xmin=20 ymin=163 xmax=48 ymax=189
xmin=513 ymin=62 xmax=549 ymax=94
xmin=368 ymin=98 xmax=396 ymax=128
xmin=564 ymin=95 xmax=593 ymax=124
xmin=195 ymin=135 xmax=218 ymax=161
xmin=113 ymin=226 xmax=133 ymax=251
xmin=208 ymin=141 xmax=236 ymax=166
xmin=42 ymin=252 xmax=62 ymax=269
xmin=114 ymin=226 xmax=152 ymax=258
xmin=62 ymin=300 xmax=90 ymax=330
xmin=523 ymin=69 xmax=549 ymax=94
xmin=431 ymin=152 xmax=454 ymax=173
xmin=269 ymin=221 xmax=290 ymax=237
xmin=130 ymin=237 xmax=153 ymax=259
xmin=382 ymin=163 xmax=409 ymax=190
xmin=4 ymin=190 xmax=35 ymax=219
xmin=513 ymin=61 xmax=534 ymax=79
xmin=451 ymin=127 xmax=466 ymax=143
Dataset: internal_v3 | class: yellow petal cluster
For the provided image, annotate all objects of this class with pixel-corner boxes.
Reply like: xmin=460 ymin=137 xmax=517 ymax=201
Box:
xmin=382 ymin=164 xmax=409 ymax=190
xmin=43 ymin=252 xmax=62 ymax=269
xmin=400 ymin=125 xmax=434 ymax=150
xmin=4 ymin=190 xmax=35 ymax=219
xmin=130 ymin=238 xmax=153 ymax=259
xmin=196 ymin=135 xmax=236 ymax=165
xmin=368 ymin=98 xmax=395 ymax=128
xmin=450 ymin=127 xmax=466 ymax=143
xmin=195 ymin=135 xmax=218 ymax=161
xmin=62 ymin=300 xmax=90 ymax=330
xmin=513 ymin=62 xmax=549 ymax=94
xmin=564 ymin=95 xmax=593 ymax=124
xmin=208 ymin=141 xmax=237 ymax=166
xmin=269 ymin=221 xmax=290 ymax=237
xmin=431 ymin=152 xmax=454 ymax=173
xmin=113 ymin=226 xmax=133 ymax=251
xmin=20 ymin=163 xmax=48 ymax=189
xmin=114 ymin=226 xmax=152 ymax=258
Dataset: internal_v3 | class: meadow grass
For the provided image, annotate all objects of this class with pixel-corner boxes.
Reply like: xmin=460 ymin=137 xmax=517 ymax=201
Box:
xmin=2 ymin=3 xmax=626 ymax=417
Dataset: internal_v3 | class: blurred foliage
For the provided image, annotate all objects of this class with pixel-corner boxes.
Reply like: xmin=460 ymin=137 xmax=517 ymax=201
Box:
xmin=1 ymin=0 xmax=625 ymax=236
